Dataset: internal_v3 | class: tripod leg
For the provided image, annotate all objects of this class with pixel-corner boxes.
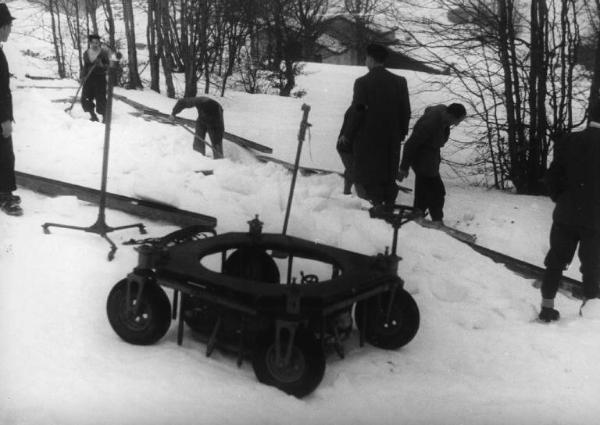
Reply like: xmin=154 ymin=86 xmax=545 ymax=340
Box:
xmin=110 ymin=222 xmax=146 ymax=234
xmin=101 ymin=233 xmax=118 ymax=261
xmin=42 ymin=222 xmax=90 ymax=235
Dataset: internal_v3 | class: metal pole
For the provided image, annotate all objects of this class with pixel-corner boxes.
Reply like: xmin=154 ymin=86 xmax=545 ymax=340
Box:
xmin=282 ymin=104 xmax=311 ymax=235
xmin=97 ymin=58 xmax=117 ymax=221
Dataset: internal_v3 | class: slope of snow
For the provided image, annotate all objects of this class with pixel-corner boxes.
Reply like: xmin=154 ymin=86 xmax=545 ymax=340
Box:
xmin=1 ymin=1 xmax=598 ymax=424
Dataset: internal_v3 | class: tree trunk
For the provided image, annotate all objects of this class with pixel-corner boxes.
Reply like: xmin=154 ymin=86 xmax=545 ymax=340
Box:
xmin=147 ymin=0 xmax=160 ymax=92
xmin=49 ymin=0 xmax=66 ymax=78
xmin=74 ymin=0 xmax=83 ymax=71
xmin=102 ymin=0 xmax=116 ymax=50
xmin=588 ymin=0 xmax=600 ymax=122
xmin=86 ymin=0 xmax=98 ymax=35
xmin=122 ymin=0 xmax=143 ymax=89
xmin=526 ymin=0 xmax=548 ymax=194
xmin=157 ymin=0 xmax=175 ymax=97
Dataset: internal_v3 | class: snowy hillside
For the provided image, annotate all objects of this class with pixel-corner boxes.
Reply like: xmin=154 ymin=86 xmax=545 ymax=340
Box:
xmin=1 ymin=1 xmax=600 ymax=424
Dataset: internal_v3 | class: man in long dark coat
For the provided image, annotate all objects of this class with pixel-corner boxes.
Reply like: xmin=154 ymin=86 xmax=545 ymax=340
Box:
xmin=0 ymin=3 xmax=21 ymax=216
xmin=338 ymin=43 xmax=411 ymax=207
xmin=538 ymin=108 xmax=600 ymax=322
xmin=170 ymin=97 xmax=225 ymax=159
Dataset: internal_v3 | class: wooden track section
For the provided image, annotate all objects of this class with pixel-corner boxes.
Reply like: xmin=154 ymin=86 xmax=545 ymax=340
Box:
xmin=15 ymin=171 xmax=217 ymax=229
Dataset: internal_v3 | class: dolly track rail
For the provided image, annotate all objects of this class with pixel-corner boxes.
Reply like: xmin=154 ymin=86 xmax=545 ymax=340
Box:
xmin=464 ymin=242 xmax=585 ymax=299
xmin=16 ymin=171 xmax=217 ymax=229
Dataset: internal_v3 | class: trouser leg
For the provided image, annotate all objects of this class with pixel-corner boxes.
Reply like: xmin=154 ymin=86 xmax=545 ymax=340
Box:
xmin=81 ymin=81 xmax=95 ymax=113
xmin=383 ymin=182 xmax=399 ymax=205
xmin=208 ymin=128 xmax=224 ymax=159
xmin=193 ymin=121 xmax=207 ymax=155
xmin=578 ymin=229 xmax=600 ymax=299
xmin=414 ymin=174 xmax=445 ymax=221
xmin=0 ymin=135 xmax=16 ymax=193
xmin=94 ymin=76 xmax=107 ymax=117
xmin=362 ymin=183 xmax=385 ymax=205
xmin=413 ymin=174 xmax=427 ymax=215
xmin=428 ymin=175 xmax=446 ymax=221
xmin=541 ymin=222 xmax=578 ymax=300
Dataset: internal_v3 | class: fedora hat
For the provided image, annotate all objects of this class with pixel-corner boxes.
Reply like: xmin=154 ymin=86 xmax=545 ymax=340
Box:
xmin=0 ymin=3 xmax=15 ymax=27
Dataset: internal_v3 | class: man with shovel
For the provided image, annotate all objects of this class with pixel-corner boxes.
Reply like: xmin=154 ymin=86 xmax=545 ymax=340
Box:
xmin=169 ymin=97 xmax=225 ymax=159
xmin=81 ymin=34 xmax=112 ymax=122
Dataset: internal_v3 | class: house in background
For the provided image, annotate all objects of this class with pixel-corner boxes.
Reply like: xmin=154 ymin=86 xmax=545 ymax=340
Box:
xmin=310 ymin=15 xmax=447 ymax=75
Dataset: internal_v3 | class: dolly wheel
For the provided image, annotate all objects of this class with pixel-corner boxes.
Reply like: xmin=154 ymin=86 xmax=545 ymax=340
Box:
xmin=223 ymin=248 xmax=280 ymax=283
xmin=252 ymin=330 xmax=325 ymax=398
xmin=181 ymin=295 xmax=219 ymax=336
xmin=355 ymin=288 xmax=420 ymax=350
xmin=107 ymin=279 xmax=172 ymax=345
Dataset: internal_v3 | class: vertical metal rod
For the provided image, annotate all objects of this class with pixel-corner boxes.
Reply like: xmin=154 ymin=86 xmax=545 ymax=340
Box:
xmin=282 ymin=104 xmax=311 ymax=236
xmin=97 ymin=58 xmax=117 ymax=222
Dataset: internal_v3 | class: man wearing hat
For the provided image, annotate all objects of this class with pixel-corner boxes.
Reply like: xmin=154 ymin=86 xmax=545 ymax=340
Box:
xmin=81 ymin=34 xmax=112 ymax=122
xmin=0 ymin=2 xmax=22 ymax=216
xmin=338 ymin=43 xmax=411 ymax=211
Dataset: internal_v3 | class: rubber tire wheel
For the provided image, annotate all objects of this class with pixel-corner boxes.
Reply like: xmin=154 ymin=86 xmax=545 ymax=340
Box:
xmin=222 ymin=247 xmax=280 ymax=283
xmin=181 ymin=295 xmax=219 ymax=335
xmin=355 ymin=288 xmax=420 ymax=350
xmin=107 ymin=279 xmax=172 ymax=345
xmin=252 ymin=330 xmax=325 ymax=398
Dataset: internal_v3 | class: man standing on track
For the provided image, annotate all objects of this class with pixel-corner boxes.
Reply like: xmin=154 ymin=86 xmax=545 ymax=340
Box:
xmin=338 ymin=43 xmax=411 ymax=212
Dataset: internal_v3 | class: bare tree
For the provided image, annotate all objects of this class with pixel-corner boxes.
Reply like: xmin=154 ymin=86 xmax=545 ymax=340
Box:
xmin=48 ymin=0 xmax=67 ymax=77
xmin=259 ymin=0 xmax=329 ymax=96
xmin=396 ymin=0 xmax=585 ymax=193
xmin=122 ymin=0 xmax=143 ymax=88
xmin=146 ymin=0 xmax=160 ymax=92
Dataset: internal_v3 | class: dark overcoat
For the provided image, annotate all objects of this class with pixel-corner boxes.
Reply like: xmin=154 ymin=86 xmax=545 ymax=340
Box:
xmin=0 ymin=45 xmax=16 ymax=194
xmin=0 ymin=46 xmax=13 ymax=124
xmin=546 ymin=126 xmax=600 ymax=232
xmin=344 ymin=67 xmax=410 ymax=185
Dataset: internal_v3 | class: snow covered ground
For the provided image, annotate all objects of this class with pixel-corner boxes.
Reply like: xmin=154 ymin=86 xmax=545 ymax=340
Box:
xmin=2 ymin=1 xmax=600 ymax=424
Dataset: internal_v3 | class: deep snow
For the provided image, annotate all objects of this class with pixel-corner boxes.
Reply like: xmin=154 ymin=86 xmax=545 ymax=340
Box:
xmin=1 ymin=1 xmax=600 ymax=424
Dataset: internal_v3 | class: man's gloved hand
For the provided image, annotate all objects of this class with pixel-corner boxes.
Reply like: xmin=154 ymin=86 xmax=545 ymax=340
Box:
xmin=1 ymin=120 xmax=12 ymax=138
xmin=397 ymin=168 xmax=409 ymax=182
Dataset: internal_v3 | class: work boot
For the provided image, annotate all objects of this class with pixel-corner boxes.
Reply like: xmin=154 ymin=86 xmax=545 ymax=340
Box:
xmin=538 ymin=307 xmax=560 ymax=322
xmin=90 ymin=112 xmax=99 ymax=122
xmin=0 ymin=193 xmax=23 ymax=216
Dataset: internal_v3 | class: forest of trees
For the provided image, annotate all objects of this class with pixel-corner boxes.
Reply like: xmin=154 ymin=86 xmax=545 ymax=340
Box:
xmin=30 ymin=0 xmax=600 ymax=194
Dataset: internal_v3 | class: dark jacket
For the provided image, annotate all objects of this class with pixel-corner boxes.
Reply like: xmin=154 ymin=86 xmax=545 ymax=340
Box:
xmin=0 ymin=47 xmax=13 ymax=124
xmin=82 ymin=47 xmax=111 ymax=78
xmin=171 ymin=97 xmax=224 ymax=130
xmin=546 ymin=126 xmax=600 ymax=231
xmin=343 ymin=66 xmax=410 ymax=185
xmin=400 ymin=104 xmax=451 ymax=177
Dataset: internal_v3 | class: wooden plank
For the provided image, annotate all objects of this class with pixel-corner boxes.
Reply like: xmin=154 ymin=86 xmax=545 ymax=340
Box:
xmin=254 ymin=154 xmax=342 ymax=176
xmin=15 ymin=171 xmax=217 ymax=229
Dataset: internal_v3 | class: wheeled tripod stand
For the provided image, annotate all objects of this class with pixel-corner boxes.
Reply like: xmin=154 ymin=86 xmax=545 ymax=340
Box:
xmin=43 ymin=57 xmax=146 ymax=261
